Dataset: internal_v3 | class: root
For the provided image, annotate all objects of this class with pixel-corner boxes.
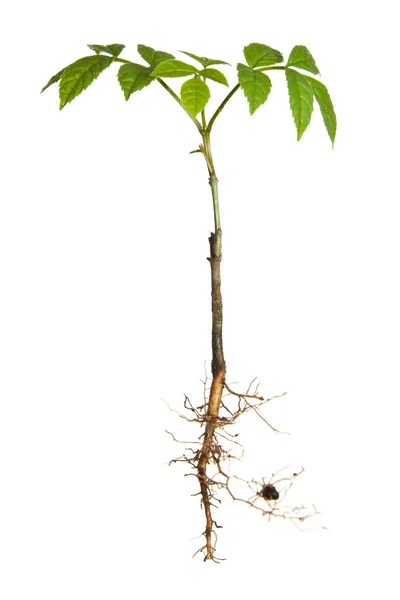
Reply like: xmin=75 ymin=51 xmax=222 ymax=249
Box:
xmin=167 ymin=372 xmax=320 ymax=562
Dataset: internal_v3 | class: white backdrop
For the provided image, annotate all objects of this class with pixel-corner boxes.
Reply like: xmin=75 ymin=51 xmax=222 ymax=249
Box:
xmin=1 ymin=0 xmax=399 ymax=597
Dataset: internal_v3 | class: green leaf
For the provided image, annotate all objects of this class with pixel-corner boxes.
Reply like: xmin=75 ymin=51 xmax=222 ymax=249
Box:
xmin=118 ymin=62 xmax=154 ymax=100
xmin=243 ymin=43 xmax=284 ymax=68
xmin=180 ymin=77 xmax=210 ymax=117
xmin=305 ymin=75 xmax=337 ymax=145
xmin=237 ymin=63 xmax=272 ymax=115
xmin=285 ymin=68 xmax=314 ymax=140
xmin=41 ymin=66 xmax=67 ymax=93
xmin=88 ymin=44 xmax=125 ymax=57
xmin=180 ymin=50 xmax=230 ymax=68
xmin=150 ymin=59 xmax=199 ymax=78
xmin=137 ymin=44 xmax=175 ymax=65
xmin=59 ymin=55 xmax=113 ymax=109
xmin=199 ymin=68 xmax=229 ymax=86
xmin=286 ymin=45 xmax=319 ymax=75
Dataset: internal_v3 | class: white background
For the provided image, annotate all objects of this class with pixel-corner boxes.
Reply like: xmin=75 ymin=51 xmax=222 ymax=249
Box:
xmin=1 ymin=0 xmax=399 ymax=597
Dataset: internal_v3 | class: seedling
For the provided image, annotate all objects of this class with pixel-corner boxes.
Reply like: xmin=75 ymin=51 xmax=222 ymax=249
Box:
xmin=42 ymin=42 xmax=336 ymax=561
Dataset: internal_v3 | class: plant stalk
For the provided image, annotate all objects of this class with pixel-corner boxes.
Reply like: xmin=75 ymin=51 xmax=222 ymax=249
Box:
xmin=196 ymin=130 xmax=226 ymax=560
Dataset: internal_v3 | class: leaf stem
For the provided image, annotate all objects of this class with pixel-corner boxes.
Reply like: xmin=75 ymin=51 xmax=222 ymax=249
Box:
xmin=156 ymin=77 xmax=203 ymax=133
xmin=207 ymin=84 xmax=240 ymax=133
xmin=256 ymin=65 xmax=286 ymax=72
xmin=114 ymin=57 xmax=203 ymax=132
xmin=206 ymin=66 xmax=286 ymax=131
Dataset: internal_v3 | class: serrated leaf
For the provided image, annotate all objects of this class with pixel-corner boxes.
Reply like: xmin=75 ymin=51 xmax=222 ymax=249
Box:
xmin=243 ymin=43 xmax=283 ymax=68
xmin=118 ymin=62 xmax=154 ymax=100
xmin=287 ymin=45 xmax=319 ymax=75
xmin=237 ymin=63 xmax=272 ymax=115
xmin=180 ymin=77 xmax=210 ymax=117
xmin=41 ymin=66 xmax=67 ymax=93
xmin=88 ymin=44 xmax=125 ymax=57
xmin=305 ymin=76 xmax=337 ymax=145
xmin=199 ymin=68 xmax=229 ymax=86
xmin=59 ymin=55 xmax=113 ymax=110
xmin=150 ymin=59 xmax=199 ymax=78
xmin=137 ymin=44 xmax=175 ymax=65
xmin=180 ymin=50 xmax=230 ymax=68
xmin=285 ymin=68 xmax=314 ymax=140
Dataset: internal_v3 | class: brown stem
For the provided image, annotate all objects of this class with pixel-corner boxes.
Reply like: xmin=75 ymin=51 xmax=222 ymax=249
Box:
xmin=209 ymin=230 xmax=225 ymax=378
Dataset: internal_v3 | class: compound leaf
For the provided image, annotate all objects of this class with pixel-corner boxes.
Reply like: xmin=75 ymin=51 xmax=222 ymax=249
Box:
xmin=243 ymin=43 xmax=283 ymax=68
xmin=59 ymin=55 xmax=113 ymax=110
xmin=137 ymin=44 xmax=175 ymax=65
xmin=237 ymin=63 xmax=272 ymax=115
xmin=286 ymin=45 xmax=320 ymax=75
xmin=285 ymin=67 xmax=314 ymax=140
xmin=199 ymin=68 xmax=229 ymax=86
xmin=88 ymin=44 xmax=125 ymax=57
xmin=305 ymin=75 xmax=337 ymax=145
xmin=118 ymin=62 xmax=154 ymax=100
xmin=180 ymin=77 xmax=210 ymax=117
xmin=150 ymin=59 xmax=198 ymax=78
xmin=180 ymin=50 xmax=230 ymax=67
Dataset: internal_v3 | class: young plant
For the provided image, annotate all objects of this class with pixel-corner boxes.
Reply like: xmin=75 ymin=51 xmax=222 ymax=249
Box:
xmin=42 ymin=42 xmax=336 ymax=562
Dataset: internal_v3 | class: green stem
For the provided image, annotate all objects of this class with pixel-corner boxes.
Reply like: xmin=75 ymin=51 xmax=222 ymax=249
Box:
xmin=201 ymin=109 xmax=207 ymax=130
xmin=201 ymin=131 xmax=221 ymax=235
xmin=207 ymin=84 xmax=240 ymax=133
xmin=256 ymin=65 xmax=286 ymax=72
xmin=156 ymin=78 xmax=203 ymax=133
xmin=209 ymin=176 xmax=220 ymax=233
xmin=207 ymin=66 xmax=286 ymax=132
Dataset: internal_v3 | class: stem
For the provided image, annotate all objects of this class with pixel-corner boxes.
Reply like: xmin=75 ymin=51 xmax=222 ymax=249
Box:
xmin=209 ymin=176 xmax=220 ymax=233
xmin=201 ymin=109 xmax=207 ymax=131
xmin=208 ymin=227 xmax=225 ymax=377
xmin=202 ymin=131 xmax=221 ymax=232
xmin=196 ymin=128 xmax=226 ymax=560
